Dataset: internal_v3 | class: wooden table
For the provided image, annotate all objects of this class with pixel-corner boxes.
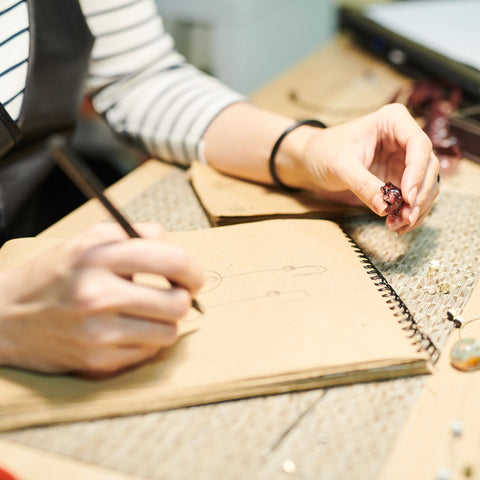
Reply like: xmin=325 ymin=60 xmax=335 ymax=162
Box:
xmin=1 ymin=34 xmax=480 ymax=480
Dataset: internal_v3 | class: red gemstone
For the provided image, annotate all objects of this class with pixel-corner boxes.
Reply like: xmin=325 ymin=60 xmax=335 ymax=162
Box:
xmin=381 ymin=182 xmax=404 ymax=217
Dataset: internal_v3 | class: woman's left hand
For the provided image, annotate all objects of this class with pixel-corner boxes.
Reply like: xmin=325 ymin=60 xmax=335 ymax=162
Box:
xmin=298 ymin=103 xmax=440 ymax=234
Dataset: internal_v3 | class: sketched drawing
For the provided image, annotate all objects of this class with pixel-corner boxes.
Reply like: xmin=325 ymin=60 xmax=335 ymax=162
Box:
xmin=200 ymin=264 xmax=328 ymax=295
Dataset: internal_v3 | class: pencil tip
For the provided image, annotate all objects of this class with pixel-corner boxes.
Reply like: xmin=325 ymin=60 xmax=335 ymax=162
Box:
xmin=192 ymin=299 xmax=205 ymax=314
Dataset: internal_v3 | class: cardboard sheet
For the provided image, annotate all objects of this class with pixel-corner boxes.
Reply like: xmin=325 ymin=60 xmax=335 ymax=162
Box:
xmin=189 ymin=162 xmax=366 ymax=225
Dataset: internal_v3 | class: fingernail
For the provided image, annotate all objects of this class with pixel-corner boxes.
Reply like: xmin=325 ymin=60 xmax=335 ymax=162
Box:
xmin=374 ymin=192 xmax=387 ymax=216
xmin=386 ymin=218 xmax=403 ymax=233
xmin=409 ymin=206 xmax=420 ymax=225
xmin=408 ymin=186 xmax=417 ymax=205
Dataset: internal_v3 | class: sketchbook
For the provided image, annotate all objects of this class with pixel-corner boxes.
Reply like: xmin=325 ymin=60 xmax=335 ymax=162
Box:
xmin=189 ymin=161 xmax=366 ymax=225
xmin=0 ymin=219 xmax=436 ymax=431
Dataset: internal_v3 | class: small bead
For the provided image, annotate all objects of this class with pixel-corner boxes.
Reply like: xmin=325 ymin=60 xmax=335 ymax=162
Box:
xmin=446 ymin=309 xmax=457 ymax=320
xmin=429 ymin=260 xmax=440 ymax=271
xmin=282 ymin=459 xmax=297 ymax=474
xmin=427 ymin=285 xmax=438 ymax=295
xmin=450 ymin=420 xmax=463 ymax=436
xmin=426 ymin=273 xmax=437 ymax=282
xmin=464 ymin=465 xmax=474 ymax=477
xmin=436 ymin=467 xmax=452 ymax=480
xmin=453 ymin=316 xmax=464 ymax=328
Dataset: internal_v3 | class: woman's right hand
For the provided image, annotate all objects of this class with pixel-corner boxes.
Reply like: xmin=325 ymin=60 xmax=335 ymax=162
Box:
xmin=0 ymin=223 xmax=204 ymax=375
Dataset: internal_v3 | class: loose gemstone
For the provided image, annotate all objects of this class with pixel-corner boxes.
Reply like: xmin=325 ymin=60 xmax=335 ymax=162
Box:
xmin=464 ymin=465 xmax=474 ymax=477
xmin=381 ymin=182 xmax=405 ymax=217
xmin=438 ymin=283 xmax=451 ymax=294
xmin=450 ymin=338 xmax=480 ymax=371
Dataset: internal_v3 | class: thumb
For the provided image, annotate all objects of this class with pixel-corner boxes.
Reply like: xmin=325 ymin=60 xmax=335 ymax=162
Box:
xmin=343 ymin=163 xmax=387 ymax=216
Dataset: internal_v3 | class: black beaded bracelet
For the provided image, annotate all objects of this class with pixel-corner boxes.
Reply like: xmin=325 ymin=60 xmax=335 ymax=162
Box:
xmin=269 ymin=119 xmax=327 ymax=191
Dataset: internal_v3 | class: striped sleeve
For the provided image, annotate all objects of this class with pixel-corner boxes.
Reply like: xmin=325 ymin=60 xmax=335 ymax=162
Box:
xmin=0 ymin=0 xmax=29 ymax=122
xmin=80 ymin=0 xmax=244 ymax=166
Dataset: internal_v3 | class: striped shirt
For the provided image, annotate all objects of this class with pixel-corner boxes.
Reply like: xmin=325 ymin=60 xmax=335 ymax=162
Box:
xmin=0 ymin=0 xmax=243 ymax=165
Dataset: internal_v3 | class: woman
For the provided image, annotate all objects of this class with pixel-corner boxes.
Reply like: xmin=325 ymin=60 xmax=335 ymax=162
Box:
xmin=0 ymin=0 xmax=439 ymax=374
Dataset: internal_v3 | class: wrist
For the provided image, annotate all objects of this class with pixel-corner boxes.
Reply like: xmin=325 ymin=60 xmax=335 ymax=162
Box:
xmin=0 ymin=271 xmax=21 ymax=366
xmin=270 ymin=121 xmax=326 ymax=191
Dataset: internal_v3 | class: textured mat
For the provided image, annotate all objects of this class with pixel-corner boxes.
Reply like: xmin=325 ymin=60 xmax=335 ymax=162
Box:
xmin=345 ymin=190 xmax=480 ymax=351
xmin=2 ymin=172 xmax=480 ymax=480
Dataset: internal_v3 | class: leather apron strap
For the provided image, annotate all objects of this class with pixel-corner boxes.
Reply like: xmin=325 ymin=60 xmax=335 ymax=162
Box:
xmin=0 ymin=104 xmax=22 ymax=158
xmin=0 ymin=0 xmax=94 ymax=241
xmin=19 ymin=0 xmax=94 ymax=140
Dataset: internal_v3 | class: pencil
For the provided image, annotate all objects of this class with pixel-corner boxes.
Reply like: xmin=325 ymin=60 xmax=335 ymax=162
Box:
xmin=47 ymin=135 xmax=204 ymax=314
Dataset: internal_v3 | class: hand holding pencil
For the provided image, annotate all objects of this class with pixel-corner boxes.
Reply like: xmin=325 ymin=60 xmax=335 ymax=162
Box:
xmin=0 ymin=136 xmax=204 ymax=375
xmin=48 ymin=135 xmax=204 ymax=314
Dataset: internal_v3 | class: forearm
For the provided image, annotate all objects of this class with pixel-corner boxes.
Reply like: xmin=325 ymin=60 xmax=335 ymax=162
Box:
xmin=202 ymin=102 xmax=320 ymax=190
xmin=82 ymin=0 xmax=244 ymax=167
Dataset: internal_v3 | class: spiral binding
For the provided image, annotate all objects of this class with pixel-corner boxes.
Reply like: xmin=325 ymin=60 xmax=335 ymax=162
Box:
xmin=342 ymin=229 xmax=440 ymax=364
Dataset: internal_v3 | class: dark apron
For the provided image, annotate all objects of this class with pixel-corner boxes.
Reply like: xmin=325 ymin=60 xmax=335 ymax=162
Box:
xmin=0 ymin=0 xmax=94 ymax=242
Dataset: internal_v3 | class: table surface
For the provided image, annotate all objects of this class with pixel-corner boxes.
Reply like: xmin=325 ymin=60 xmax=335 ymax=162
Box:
xmin=2 ymin=34 xmax=480 ymax=480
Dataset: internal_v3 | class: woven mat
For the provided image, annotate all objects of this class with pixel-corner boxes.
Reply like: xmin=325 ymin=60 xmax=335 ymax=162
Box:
xmin=345 ymin=189 xmax=480 ymax=351
xmin=2 ymin=171 xmax=480 ymax=480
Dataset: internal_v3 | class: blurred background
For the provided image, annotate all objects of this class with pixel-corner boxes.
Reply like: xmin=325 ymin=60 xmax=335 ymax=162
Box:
xmin=155 ymin=0 xmax=391 ymax=95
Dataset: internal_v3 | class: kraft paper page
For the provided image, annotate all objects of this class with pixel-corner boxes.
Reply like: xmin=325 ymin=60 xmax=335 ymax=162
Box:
xmin=189 ymin=162 xmax=366 ymax=225
xmin=0 ymin=219 xmax=430 ymax=431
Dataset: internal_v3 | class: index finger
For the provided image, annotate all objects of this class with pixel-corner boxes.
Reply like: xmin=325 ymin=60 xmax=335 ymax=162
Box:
xmin=80 ymin=239 xmax=205 ymax=295
xmin=67 ymin=222 xmax=165 ymax=252
xmin=380 ymin=104 xmax=434 ymax=205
